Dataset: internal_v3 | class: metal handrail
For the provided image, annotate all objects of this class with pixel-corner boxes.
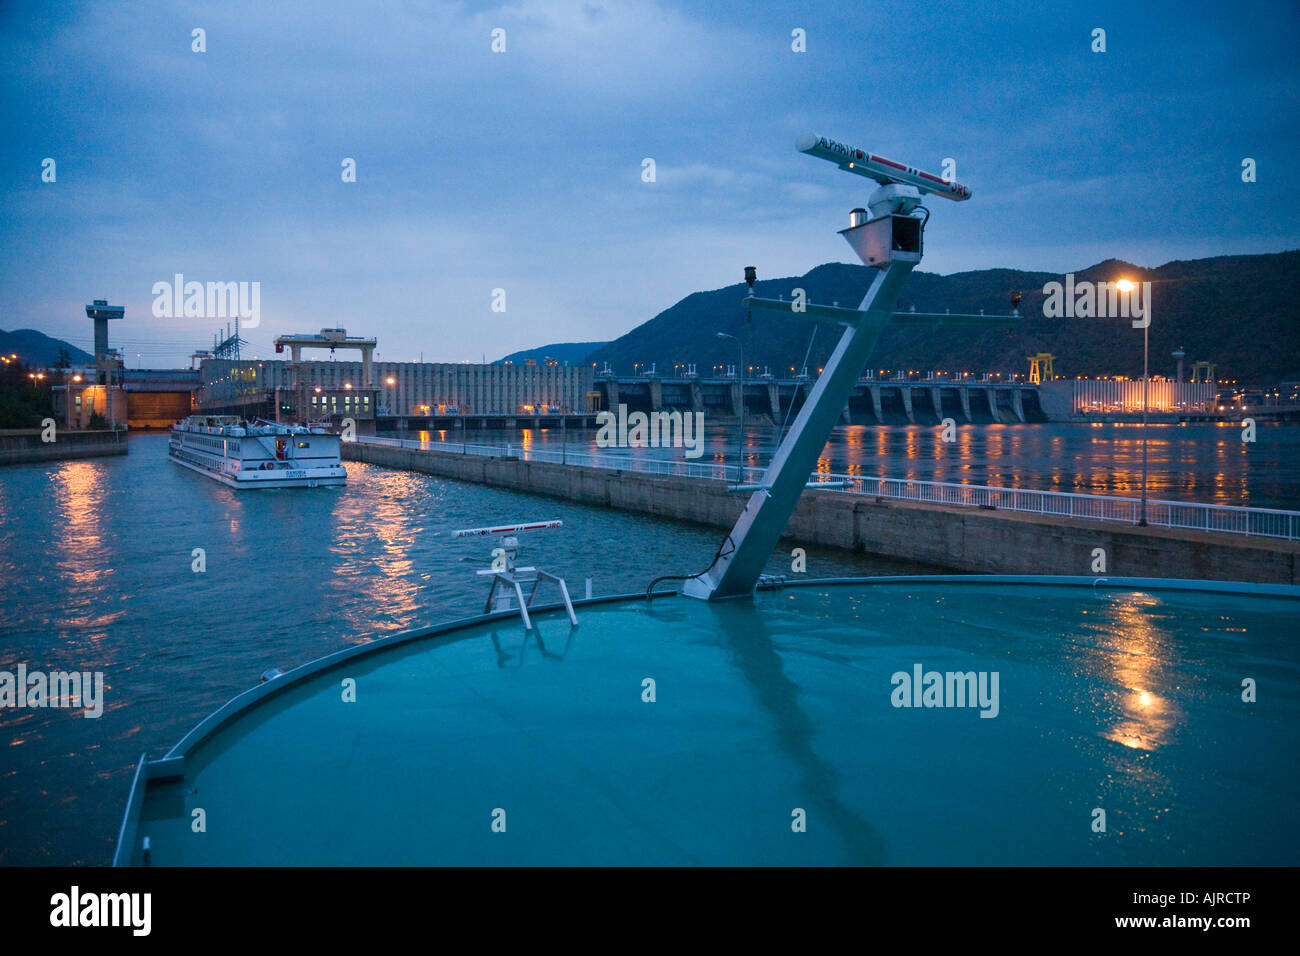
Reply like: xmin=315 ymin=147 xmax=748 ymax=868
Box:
xmin=352 ymin=435 xmax=1300 ymax=540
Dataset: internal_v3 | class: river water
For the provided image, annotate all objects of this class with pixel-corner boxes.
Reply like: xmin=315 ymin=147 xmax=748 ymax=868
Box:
xmin=389 ymin=420 xmax=1300 ymax=509
xmin=1 ymin=422 xmax=1295 ymax=865
xmin=0 ymin=432 xmax=921 ymax=865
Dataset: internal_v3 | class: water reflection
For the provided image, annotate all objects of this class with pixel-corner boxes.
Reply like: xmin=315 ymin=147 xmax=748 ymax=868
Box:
xmin=422 ymin=421 xmax=1299 ymax=509
xmin=709 ymin=601 xmax=885 ymax=864
xmin=0 ymin=433 xmax=950 ymax=866
xmin=1101 ymin=595 xmax=1180 ymax=752
xmin=488 ymin=623 xmax=576 ymax=667
xmin=49 ymin=462 xmax=122 ymax=634
xmin=51 ymin=463 xmax=108 ymax=583
xmin=329 ymin=471 xmax=429 ymax=640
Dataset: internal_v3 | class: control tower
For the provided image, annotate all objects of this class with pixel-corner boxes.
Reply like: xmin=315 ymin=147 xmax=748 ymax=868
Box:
xmin=86 ymin=299 xmax=124 ymax=380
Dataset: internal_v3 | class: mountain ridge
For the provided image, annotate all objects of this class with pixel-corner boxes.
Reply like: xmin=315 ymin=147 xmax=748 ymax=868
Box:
xmin=586 ymin=251 xmax=1300 ymax=383
xmin=495 ymin=341 xmax=607 ymax=366
xmin=0 ymin=328 xmax=94 ymax=367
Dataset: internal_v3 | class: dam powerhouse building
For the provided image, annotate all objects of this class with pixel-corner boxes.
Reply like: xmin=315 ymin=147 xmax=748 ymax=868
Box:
xmin=51 ymin=312 xmax=1226 ymax=431
xmin=199 ymin=357 xmax=595 ymax=425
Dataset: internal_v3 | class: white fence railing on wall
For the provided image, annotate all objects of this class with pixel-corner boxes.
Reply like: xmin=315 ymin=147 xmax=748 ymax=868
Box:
xmin=353 ymin=435 xmax=1300 ymax=541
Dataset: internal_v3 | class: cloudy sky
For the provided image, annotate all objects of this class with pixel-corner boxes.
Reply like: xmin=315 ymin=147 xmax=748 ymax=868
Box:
xmin=2 ymin=0 xmax=1296 ymax=366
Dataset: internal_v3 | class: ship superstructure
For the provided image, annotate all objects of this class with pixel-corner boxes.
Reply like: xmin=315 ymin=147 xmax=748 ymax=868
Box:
xmin=168 ymin=415 xmax=346 ymax=489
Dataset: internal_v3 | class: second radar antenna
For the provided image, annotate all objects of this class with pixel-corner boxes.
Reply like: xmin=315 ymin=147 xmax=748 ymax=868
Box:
xmin=452 ymin=519 xmax=578 ymax=630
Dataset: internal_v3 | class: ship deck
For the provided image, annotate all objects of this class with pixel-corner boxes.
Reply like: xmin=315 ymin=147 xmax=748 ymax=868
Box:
xmin=116 ymin=576 xmax=1300 ymax=865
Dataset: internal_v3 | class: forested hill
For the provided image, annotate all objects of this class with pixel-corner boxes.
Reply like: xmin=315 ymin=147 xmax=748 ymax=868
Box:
xmin=585 ymin=251 xmax=1300 ymax=384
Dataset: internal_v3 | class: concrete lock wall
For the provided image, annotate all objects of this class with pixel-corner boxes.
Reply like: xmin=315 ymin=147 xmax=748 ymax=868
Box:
xmin=0 ymin=429 xmax=127 ymax=466
xmin=343 ymin=443 xmax=1299 ymax=585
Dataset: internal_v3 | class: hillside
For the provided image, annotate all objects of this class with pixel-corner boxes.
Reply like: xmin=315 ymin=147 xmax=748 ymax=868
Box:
xmin=495 ymin=341 xmax=606 ymax=366
xmin=586 ymin=252 xmax=1300 ymax=384
xmin=0 ymin=328 xmax=94 ymax=368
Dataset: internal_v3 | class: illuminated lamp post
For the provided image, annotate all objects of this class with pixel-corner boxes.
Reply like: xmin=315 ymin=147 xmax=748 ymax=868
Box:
xmin=718 ymin=331 xmax=745 ymax=483
xmin=1118 ymin=278 xmax=1148 ymax=526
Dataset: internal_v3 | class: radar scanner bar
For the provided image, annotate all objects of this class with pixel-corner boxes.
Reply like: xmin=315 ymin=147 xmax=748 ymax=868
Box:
xmin=453 ymin=520 xmax=563 ymax=538
xmin=795 ymin=133 xmax=971 ymax=201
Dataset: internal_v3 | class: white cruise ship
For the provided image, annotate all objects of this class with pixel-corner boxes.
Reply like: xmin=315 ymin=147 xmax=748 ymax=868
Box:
xmin=169 ymin=416 xmax=346 ymax=489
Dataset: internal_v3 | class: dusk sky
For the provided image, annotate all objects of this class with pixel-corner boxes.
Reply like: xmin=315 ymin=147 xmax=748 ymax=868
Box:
xmin=2 ymin=0 xmax=1297 ymax=366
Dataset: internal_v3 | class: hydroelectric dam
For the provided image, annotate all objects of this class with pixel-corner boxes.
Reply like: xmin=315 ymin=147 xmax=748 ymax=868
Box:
xmin=594 ymin=374 xmax=1045 ymax=425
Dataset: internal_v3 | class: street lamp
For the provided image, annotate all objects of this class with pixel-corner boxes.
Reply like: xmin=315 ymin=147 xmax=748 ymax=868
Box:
xmin=718 ymin=331 xmax=744 ymax=482
xmin=1118 ymin=278 xmax=1148 ymax=525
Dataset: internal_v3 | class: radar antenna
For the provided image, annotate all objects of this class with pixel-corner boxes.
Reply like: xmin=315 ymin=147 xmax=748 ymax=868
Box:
xmin=680 ymin=133 xmax=1018 ymax=601
xmin=453 ymin=520 xmax=577 ymax=629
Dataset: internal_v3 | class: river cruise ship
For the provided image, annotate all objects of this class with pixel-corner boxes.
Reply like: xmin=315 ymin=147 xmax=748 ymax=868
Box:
xmin=168 ymin=416 xmax=346 ymax=489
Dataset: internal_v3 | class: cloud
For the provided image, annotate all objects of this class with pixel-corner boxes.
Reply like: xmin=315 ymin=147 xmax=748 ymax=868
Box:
xmin=1 ymin=0 xmax=1296 ymax=367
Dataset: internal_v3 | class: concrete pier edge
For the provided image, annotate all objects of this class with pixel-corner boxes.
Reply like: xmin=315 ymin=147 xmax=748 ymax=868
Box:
xmin=343 ymin=441 xmax=1299 ymax=585
xmin=0 ymin=429 xmax=127 ymax=466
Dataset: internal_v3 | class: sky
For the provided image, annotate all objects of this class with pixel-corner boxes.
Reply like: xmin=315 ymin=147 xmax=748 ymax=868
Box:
xmin=1 ymin=0 xmax=1297 ymax=366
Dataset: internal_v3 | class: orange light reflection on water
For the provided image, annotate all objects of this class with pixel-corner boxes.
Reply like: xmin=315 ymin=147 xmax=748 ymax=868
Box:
xmin=328 ymin=471 xmax=426 ymax=640
xmin=49 ymin=462 xmax=124 ymax=635
xmin=1100 ymin=595 xmax=1181 ymax=752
